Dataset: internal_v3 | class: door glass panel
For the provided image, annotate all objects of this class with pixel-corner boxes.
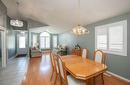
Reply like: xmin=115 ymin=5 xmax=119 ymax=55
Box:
xmin=46 ymin=37 xmax=50 ymax=48
xmin=40 ymin=37 xmax=45 ymax=48
xmin=19 ymin=36 xmax=26 ymax=48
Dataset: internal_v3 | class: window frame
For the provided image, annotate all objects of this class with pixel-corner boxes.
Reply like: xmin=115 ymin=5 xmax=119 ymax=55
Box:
xmin=52 ymin=35 xmax=58 ymax=48
xmin=95 ymin=20 xmax=127 ymax=56
xmin=32 ymin=34 xmax=38 ymax=47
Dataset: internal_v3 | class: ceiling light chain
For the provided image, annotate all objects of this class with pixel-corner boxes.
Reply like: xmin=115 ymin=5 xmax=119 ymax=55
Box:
xmin=72 ymin=0 xmax=89 ymax=36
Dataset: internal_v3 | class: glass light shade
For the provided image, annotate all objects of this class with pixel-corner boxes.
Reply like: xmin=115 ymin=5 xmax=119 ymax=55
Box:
xmin=72 ymin=25 xmax=89 ymax=36
xmin=10 ymin=19 xmax=23 ymax=27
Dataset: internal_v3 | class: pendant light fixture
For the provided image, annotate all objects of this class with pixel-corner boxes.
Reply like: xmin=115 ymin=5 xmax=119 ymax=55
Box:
xmin=10 ymin=1 xmax=23 ymax=27
xmin=72 ymin=0 xmax=89 ymax=36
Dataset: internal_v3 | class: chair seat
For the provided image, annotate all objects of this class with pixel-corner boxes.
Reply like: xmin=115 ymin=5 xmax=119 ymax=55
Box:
xmin=67 ymin=75 xmax=86 ymax=85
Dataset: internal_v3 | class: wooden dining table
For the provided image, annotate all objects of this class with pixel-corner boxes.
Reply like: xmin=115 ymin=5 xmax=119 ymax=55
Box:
xmin=61 ymin=55 xmax=107 ymax=85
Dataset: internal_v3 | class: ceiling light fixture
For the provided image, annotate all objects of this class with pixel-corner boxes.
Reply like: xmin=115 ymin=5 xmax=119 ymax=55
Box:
xmin=72 ymin=0 xmax=89 ymax=36
xmin=10 ymin=19 xmax=23 ymax=27
xmin=10 ymin=1 xmax=23 ymax=27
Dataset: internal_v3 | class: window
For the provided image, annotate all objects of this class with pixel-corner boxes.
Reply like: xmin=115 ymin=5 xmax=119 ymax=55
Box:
xmin=40 ymin=32 xmax=50 ymax=49
xmin=19 ymin=36 xmax=26 ymax=48
xmin=32 ymin=34 xmax=37 ymax=47
xmin=53 ymin=35 xmax=58 ymax=48
xmin=95 ymin=20 xmax=127 ymax=56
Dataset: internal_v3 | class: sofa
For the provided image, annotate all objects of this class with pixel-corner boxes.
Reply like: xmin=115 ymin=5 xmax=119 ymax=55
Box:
xmin=29 ymin=48 xmax=42 ymax=58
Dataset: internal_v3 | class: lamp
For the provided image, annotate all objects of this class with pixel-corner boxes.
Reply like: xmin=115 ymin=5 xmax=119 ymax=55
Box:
xmin=72 ymin=0 xmax=89 ymax=36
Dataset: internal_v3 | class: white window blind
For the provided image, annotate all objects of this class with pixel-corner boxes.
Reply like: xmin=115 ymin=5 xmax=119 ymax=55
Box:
xmin=96 ymin=27 xmax=107 ymax=50
xmin=95 ymin=20 xmax=127 ymax=56
xmin=109 ymin=25 xmax=123 ymax=51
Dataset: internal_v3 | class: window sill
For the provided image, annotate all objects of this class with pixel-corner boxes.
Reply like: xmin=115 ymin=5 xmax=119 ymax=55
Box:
xmin=102 ymin=50 xmax=127 ymax=56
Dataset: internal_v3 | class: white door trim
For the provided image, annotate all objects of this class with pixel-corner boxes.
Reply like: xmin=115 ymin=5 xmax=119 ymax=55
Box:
xmin=0 ymin=26 xmax=7 ymax=67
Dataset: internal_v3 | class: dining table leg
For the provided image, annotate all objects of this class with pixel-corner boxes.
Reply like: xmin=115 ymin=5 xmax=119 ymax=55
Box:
xmin=86 ymin=79 xmax=91 ymax=85
xmin=86 ymin=78 xmax=96 ymax=85
xmin=93 ymin=77 xmax=96 ymax=85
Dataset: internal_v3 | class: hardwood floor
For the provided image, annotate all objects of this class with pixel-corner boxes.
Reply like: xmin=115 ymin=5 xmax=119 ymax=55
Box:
xmin=0 ymin=57 xmax=28 ymax=85
xmin=21 ymin=54 xmax=60 ymax=85
xmin=22 ymin=54 xmax=130 ymax=85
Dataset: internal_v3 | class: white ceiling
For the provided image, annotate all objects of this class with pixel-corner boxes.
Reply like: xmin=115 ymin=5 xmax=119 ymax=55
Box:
xmin=2 ymin=0 xmax=130 ymax=33
xmin=29 ymin=26 xmax=63 ymax=34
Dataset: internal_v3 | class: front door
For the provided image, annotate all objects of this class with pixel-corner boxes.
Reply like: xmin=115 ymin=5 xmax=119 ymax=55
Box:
xmin=17 ymin=31 xmax=28 ymax=55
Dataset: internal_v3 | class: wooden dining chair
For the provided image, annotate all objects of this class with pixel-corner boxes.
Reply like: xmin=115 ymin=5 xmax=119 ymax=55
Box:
xmin=93 ymin=50 xmax=106 ymax=64
xmin=93 ymin=50 xmax=107 ymax=85
xmin=50 ymin=52 xmax=55 ymax=80
xmin=50 ymin=52 xmax=59 ymax=85
xmin=82 ymin=48 xmax=89 ymax=59
xmin=56 ymin=54 xmax=86 ymax=85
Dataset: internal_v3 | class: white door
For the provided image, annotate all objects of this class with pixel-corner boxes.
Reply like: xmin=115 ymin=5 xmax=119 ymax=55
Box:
xmin=0 ymin=31 xmax=2 ymax=68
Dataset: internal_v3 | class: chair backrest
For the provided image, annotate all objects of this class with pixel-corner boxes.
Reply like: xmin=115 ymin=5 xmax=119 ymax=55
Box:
xmin=56 ymin=55 xmax=65 ymax=79
xmin=82 ymin=48 xmax=89 ymax=59
xmin=51 ymin=52 xmax=59 ymax=74
xmin=50 ymin=52 xmax=54 ymax=68
xmin=29 ymin=48 xmax=31 ymax=58
xmin=93 ymin=50 xmax=106 ymax=64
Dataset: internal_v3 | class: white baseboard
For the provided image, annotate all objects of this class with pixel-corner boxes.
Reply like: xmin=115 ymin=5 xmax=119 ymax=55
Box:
xmin=8 ymin=53 xmax=17 ymax=60
xmin=106 ymin=71 xmax=130 ymax=83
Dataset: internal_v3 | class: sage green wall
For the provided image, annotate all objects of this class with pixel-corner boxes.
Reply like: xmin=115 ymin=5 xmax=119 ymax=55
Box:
xmin=0 ymin=1 xmax=16 ymax=59
xmin=0 ymin=0 xmax=7 ymax=28
xmin=6 ymin=17 xmax=17 ymax=59
xmin=59 ymin=12 xmax=130 ymax=80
